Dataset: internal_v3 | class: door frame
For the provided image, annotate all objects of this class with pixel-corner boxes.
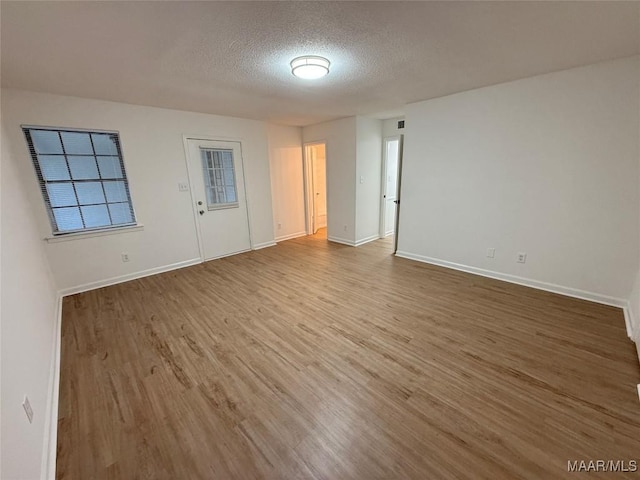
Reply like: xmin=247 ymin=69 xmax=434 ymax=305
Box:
xmin=182 ymin=134 xmax=253 ymax=262
xmin=379 ymin=135 xmax=401 ymax=239
xmin=393 ymin=135 xmax=404 ymax=254
xmin=303 ymin=141 xmax=328 ymax=235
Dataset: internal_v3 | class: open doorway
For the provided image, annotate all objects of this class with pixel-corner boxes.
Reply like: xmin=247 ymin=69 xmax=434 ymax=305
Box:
xmin=380 ymin=136 xmax=403 ymax=251
xmin=303 ymin=142 xmax=327 ymax=236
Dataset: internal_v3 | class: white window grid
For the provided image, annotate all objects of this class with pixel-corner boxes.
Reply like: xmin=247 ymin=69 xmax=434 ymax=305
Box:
xmin=200 ymin=148 xmax=238 ymax=209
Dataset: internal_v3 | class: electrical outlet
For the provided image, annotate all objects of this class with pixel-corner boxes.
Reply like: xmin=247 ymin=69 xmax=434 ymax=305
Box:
xmin=23 ymin=396 xmax=33 ymax=424
xmin=121 ymin=253 xmax=130 ymax=262
xmin=343 ymin=225 xmax=348 ymax=232
xmin=517 ymin=252 xmax=527 ymax=263
xmin=487 ymin=248 xmax=495 ymax=258
xmin=360 ymin=176 xmax=364 ymax=184
xmin=277 ymin=223 xmax=282 ymax=230
xmin=178 ymin=182 xmax=189 ymax=192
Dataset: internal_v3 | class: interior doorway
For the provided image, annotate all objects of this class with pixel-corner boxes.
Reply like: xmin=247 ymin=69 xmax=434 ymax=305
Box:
xmin=303 ymin=142 xmax=327 ymax=235
xmin=380 ymin=136 xmax=403 ymax=251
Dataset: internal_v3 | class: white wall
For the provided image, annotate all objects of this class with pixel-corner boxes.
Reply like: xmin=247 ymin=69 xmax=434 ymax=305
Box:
xmin=303 ymin=117 xmax=357 ymax=245
xmin=382 ymin=117 xmax=405 ymax=138
xmin=398 ymin=56 xmax=639 ymax=305
xmin=1 ymin=89 xmax=275 ymax=293
xmin=1 ymin=120 xmax=59 ymax=480
xmin=267 ymin=124 xmax=306 ymax=242
xmin=355 ymin=117 xmax=382 ymax=244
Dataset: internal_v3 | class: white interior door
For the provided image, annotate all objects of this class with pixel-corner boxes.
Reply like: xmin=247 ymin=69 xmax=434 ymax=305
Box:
xmin=187 ymin=139 xmax=251 ymax=260
xmin=382 ymin=138 xmax=400 ymax=236
xmin=312 ymin=146 xmax=327 ymax=232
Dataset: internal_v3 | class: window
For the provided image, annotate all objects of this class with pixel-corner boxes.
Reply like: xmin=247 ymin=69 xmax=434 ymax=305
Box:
xmin=200 ymin=148 xmax=238 ymax=209
xmin=23 ymin=126 xmax=136 ymax=235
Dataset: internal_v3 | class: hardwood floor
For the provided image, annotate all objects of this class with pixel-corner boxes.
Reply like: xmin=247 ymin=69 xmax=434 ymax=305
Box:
xmin=57 ymin=231 xmax=640 ymax=479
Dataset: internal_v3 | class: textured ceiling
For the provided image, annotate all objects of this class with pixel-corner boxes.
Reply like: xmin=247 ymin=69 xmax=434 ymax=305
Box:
xmin=2 ymin=1 xmax=639 ymax=126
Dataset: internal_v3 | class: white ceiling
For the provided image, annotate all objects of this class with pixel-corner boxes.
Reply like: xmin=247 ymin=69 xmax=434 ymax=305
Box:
xmin=2 ymin=1 xmax=639 ymax=126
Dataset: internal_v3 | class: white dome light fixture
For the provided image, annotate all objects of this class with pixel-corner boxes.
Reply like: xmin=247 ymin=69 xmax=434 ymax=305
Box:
xmin=290 ymin=55 xmax=330 ymax=80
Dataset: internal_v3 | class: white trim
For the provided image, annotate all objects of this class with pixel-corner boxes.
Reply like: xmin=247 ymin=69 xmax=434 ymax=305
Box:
xmin=275 ymin=231 xmax=307 ymax=242
xmin=303 ymin=141 xmax=328 ymax=235
xmin=252 ymin=241 xmax=277 ymax=251
xmin=41 ymin=295 xmax=63 ymax=480
xmin=379 ymin=135 xmax=401 ymax=239
xmin=355 ymin=234 xmax=380 ymax=247
xmin=379 ymin=140 xmax=388 ymax=239
xmin=395 ymin=251 xmax=627 ymax=308
xmin=182 ymin=136 xmax=206 ymax=261
xmin=328 ymin=236 xmax=356 ymax=247
xmin=59 ymin=258 xmax=202 ymax=297
xmin=45 ymin=224 xmax=144 ymax=243
xmin=623 ymin=303 xmax=635 ymax=340
xmin=302 ymin=143 xmax=314 ymax=235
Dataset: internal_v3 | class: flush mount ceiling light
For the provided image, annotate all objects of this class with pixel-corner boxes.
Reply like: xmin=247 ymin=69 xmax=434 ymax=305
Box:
xmin=290 ymin=55 xmax=330 ymax=79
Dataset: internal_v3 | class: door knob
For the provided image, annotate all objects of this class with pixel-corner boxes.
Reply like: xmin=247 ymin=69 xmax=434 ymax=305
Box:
xmin=199 ymin=210 xmax=205 ymax=215
xmin=197 ymin=201 xmax=203 ymax=206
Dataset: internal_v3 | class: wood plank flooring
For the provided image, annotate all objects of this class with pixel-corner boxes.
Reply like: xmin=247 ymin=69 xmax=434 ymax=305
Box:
xmin=57 ymin=231 xmax=640 ymax=479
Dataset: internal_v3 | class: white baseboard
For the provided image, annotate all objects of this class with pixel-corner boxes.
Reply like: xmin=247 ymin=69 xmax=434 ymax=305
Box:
xmin=625 ymin=305 xmax=640 ymax=368
xmin=41 ymin=295 xmax=63 ymax=480
xmin=329 ymin=234 xmax=382 ymax=247
xmin=58 ymin=243 xmax=279 ymax=297
xmin=395 ymin=251 xmax=627 ymax=308
xmin=58 ymin=258 xmax=202 ymax=297
xmin=328 ymin=236 xmax=356 ymax=246
xmin=252 ymin=241 xmax=277 ymax=250
xmin=355 ymin=234 xmax=380 ymax=247
xmin=624 ymin=306 xmax=640 ymax=371
xmin=275 ymin=231 xmax=307 ymax=242
xmin=623 ymin=303 xmax=635 ymax=340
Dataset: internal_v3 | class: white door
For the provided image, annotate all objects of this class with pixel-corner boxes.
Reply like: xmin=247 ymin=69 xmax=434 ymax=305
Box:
xmin=187 ymin=139 xmax=251 ymax=260
xmin=312 ymin=146 xmax=327 ymax=232
xmin=382 ymin=138 xmax=400 ymax=236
